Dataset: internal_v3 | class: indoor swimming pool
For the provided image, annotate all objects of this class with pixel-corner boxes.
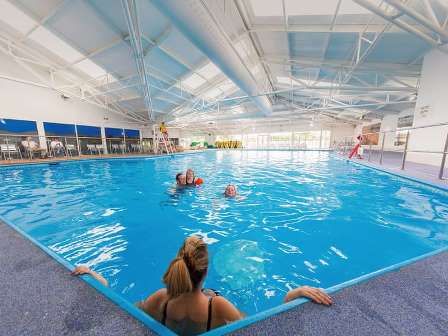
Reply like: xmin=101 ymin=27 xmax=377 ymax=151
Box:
xmin=0 ymin=151 xmax=447 ymax=321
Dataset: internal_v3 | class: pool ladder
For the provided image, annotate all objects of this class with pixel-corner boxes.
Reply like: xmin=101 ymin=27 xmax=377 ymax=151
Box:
xmin=154 ymin=132 xmax=175 ymax=155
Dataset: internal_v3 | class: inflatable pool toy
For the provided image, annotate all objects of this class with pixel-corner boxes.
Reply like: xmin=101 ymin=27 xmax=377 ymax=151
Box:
xmin=195 ymin=178 xmax=204 ymax=185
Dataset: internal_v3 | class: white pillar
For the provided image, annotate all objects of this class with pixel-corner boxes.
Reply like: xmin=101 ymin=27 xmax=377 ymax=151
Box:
xmin=379 ymin=114 xmax=398 ymax=151
xmin=319 ymin=129 xmax=323 ymax=149
xmin=101 ymin=127 xmax=108 ymax=154
xmin=36 ymin=120 xmax=47 ymax=150
xmin=408 ymin=49 xmax=448 ymax=165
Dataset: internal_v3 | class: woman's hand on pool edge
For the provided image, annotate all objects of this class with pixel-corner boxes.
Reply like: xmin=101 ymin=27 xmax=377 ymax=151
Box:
xmin=72 ymin=265 xmax=109 ymax=287
xmin=284 ymin=286 xmax=332 ymax=306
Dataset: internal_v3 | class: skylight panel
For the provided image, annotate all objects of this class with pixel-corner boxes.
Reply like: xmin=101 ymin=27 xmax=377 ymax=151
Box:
xmin=197 ymin=62 xmax=222 ymax=80
xmin=28 ymin=27 xmax=84 ymax=63
xmin=73 ymin=59 xmax=108 ymax=79
xmin=249 ymin=0 xmax=283 ymax=16
xmin=182 ymin=73 xmax=207 ymax=90
xmin=0 ymin=0 xmax=36 ymax=35
xmin=338 ymin=0 xmax=371 ymax=15
xmin=219 ymin=79 xmax=238 ymax=93
xmin=203 ymin=87 xmax=223 ymax=100
xmin=285 ymin=0 xmax=339 ymax=16
xmin=250 ymin=0 xmax=370 ymax=17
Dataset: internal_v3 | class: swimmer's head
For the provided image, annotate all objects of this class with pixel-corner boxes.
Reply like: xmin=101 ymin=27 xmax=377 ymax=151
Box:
xmin=186 ymin=168 xmax=195 ymax=184
xmin=224 ymin=184 xmax=237 ymax=197
xmin=163 ymin=235 xmax=208 ymax=298
xmin=176 ymin=173 xmax=186 ymax=185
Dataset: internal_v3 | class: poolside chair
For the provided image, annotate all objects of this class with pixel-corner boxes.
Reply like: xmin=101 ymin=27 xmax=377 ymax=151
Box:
xmin=21 ymin=139 xmax=45 ymax=159
xmin=119 ymin=143 xmax=126 ymax=153
xmin=130 ymin=143 xmax=142 ymax=152
xmin=65 ymin=144 xmax=77 ymax=156
xmin=0 ymin=144 xmax=22 ymax=160
xmin=96 ymin=144 xmax=105 ymax=154
xmin=49 ymin=140 xmax=66 ymax=157
xmin=111 ymin=144 xmax=120 ymax=153
xmin=86 ymin=144 xmax=98 ymax=154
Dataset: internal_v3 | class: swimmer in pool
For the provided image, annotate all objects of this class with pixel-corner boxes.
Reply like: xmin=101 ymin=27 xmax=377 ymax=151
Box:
xmin=72 ymin=237 xmax=332 ymax=334
xmin=223 ymin=184 xmax=247 ymax=201
xmin=224 ymin=184 xmax=237 ymax=197
xmin=186 ymin=168 xmax=196 ymax=186
xmin=176 ymin=173 xmax=187 ymax=187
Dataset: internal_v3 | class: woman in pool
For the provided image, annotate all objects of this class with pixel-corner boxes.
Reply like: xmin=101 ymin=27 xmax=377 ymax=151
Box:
xmin=136 ymin=235 xmax=243 ymax=334
xmin=73 ymin=236 xmax=332 ymax=334
xmin=73 ymin=238 xmax=240 ymax=332
xmin=185 ymin=169 xmax=196 ymax=186
xmin=186 ymin=168 xmax=204 ymax=186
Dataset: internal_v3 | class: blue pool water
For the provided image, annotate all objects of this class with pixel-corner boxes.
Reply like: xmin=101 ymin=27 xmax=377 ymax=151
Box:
xmin=0 ymin=151 xmax=447 ymax=317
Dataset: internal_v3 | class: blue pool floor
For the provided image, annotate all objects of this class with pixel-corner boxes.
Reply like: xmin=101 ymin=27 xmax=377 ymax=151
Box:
xmin=2 ymin=216 xmax=448 ymax=336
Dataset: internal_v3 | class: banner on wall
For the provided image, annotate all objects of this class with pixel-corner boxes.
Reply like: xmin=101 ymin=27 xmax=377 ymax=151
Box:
xmin=76 ymin=125 xmax=101 ymax=137
xmin=125 ymin=129 xmax=140 ymax=139
xmin=362 ymin=123 xmax=380 ymax=145
xmin=0 ymin=118 xmax=38 ymax=135
xmin=397 ymin=115 xmax=414 ymax=128
xmin=44 ymin=122 xmax=76 ymax=136
xmin=105 ymin=127 xmax=124 ymax=138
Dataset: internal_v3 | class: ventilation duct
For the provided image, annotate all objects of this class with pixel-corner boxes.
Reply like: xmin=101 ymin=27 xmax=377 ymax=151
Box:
xmin=151 ymin=0 xmax=272 ymax=117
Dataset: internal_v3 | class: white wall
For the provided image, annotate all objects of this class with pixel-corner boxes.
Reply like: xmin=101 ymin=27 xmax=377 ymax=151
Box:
xmin=379 ymin=114 xmax=398 ymax=150
xmin=407 ymin=49 xmax=448 ymax=166
xmin=0 ymin=78 xmax=148 ymax=130
xmin=329 ymin=124 xmax=356 ymax=145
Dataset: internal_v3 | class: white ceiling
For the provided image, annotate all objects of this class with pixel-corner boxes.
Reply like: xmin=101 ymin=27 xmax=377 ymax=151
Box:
xmin=0 ymin=0 xmax=446 ymax=131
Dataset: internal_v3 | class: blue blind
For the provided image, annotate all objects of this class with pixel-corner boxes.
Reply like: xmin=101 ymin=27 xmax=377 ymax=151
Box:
xmin=125 ymin=129 xmax=140 ymax=138
xmin=0 ymin=118 xmax=38 ymax=135
xmin=76 ymin=125 xmax=101 ymax=137
xmin=105 ymin=127 xmax=124 ymax=138
xmin=44 ymin=122 xmax=76 ymax=136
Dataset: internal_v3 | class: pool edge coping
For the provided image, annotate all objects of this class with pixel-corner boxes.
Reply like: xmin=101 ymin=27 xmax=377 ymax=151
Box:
xmin=1 ymin=150 xmax=447 ymax=336
xmin=339 ymin=155 xmax=448 ymax=192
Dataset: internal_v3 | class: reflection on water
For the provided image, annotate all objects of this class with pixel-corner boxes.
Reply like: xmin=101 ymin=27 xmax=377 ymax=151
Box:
xmin=0 ymin=151 xmax=447 ymax=315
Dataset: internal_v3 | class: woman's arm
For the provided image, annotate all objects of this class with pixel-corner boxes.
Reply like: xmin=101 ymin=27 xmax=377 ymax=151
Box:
xmin=71 ymin=265 xmax=109 ymax=287
xmin=213 ymin=296 xmax=244 ymax=326
xmin=284 ymin=286 xmax=332 ymax=305
xmin=136 ymin=288 xmax=167 ymax=321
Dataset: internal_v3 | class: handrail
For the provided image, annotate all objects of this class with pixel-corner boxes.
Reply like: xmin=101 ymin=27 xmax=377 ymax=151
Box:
xmin=335 ymin=121 xmax=448 ymax=180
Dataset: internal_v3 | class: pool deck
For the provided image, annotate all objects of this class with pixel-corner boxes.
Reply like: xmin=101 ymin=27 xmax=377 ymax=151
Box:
xmin=351 ymin=150 xmax=448 ymax=188
xmin=0 ymin=220 xmax=155 ymax=336
xmin=231 ymin=250 xmax=448 ymax=336
xmin=0 ymin=150 xmax=207 ymax=166
xmin=1 ymin=150 xmax=448 ymax=335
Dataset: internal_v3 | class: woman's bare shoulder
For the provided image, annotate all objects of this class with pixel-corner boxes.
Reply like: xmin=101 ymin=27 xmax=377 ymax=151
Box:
xmin=212 ymin=296 xmax=242 ymax=321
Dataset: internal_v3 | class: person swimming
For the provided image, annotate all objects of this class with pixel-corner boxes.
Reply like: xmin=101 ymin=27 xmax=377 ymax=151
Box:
xmin=224 ymin=184 xmax=237 ymax=197
xmin=138 ymin=236 xmax=244 ymax=334
xmin=176 ymin=173 xmax=187 ymax=187
xmin=186 ymin=168 xmax=204 ymax=186
xmin=186 ymin=169 xmax=196 ymax=186
xmin=72 ymin=236 xmax=332 ymax=335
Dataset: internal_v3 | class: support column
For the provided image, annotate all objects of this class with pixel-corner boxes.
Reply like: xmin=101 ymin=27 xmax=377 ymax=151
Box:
xmin=408 ymin=49 xmax=448 ymax=166
xmin=36 ymin=121 xmax=47 ymax=150
xmin=101 ymin=127 xmax=108 ymax=154
xmin=379 ymin=114 xmax=398 ymax=151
